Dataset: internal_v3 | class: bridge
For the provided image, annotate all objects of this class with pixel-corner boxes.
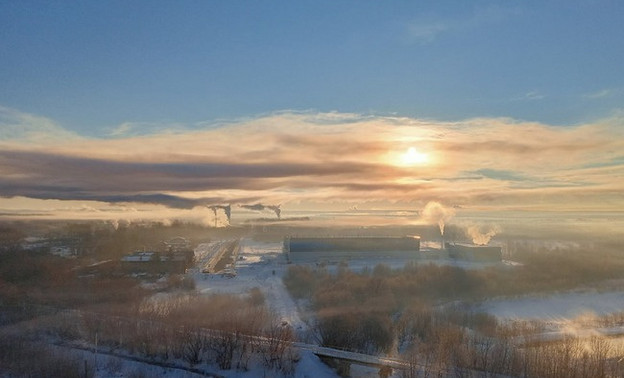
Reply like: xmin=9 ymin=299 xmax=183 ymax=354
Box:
xmin=294 ymin=342 xmax=407 ymax=368
xmin=5 ymin=304 xmax=450 ymax=377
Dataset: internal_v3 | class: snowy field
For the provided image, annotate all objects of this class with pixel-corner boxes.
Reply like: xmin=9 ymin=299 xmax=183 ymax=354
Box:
xmin=190 ymin=239 xmax=345 ymax=378
xmin=477 ymin=290 xmax=624 ymax=350
xmin=191 ymin=239 xmax=501 ymax=329
xmin=480 ymin=291 xmax=624 ymax=321
xmin=189 ymin=238 xmax=394 ymax=378
xmin=187 ymin=239 xmax=512 ymax=377
xmin=30 ymin=238 xmax=624 ymax=378
xmin=46 ymin=342 xmax=339 ymax=378
xmin=187 ymin=238 xmax=624 ymax=376
xmin=192 ymin=239 xmax=308 ymax=332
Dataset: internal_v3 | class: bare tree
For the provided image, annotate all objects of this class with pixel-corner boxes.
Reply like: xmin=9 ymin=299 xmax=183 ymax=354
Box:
xmin=261 ymin=318 xmax=297 ymax=373
xmin=181 ymin=326 xmax=205 ymax=366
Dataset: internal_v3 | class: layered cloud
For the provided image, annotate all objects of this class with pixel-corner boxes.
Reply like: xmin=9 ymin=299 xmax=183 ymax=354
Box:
xmin=1 ymin=107 xmax=623 ymax=220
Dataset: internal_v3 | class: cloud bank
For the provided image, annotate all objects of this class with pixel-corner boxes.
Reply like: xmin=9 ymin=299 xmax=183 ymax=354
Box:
xmin=1 ymin=107 xmax=623 ymax=221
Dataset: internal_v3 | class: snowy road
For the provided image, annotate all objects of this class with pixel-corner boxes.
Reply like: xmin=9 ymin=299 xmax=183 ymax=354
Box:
xmin=192 ymin=239 xmax=308 ymax=332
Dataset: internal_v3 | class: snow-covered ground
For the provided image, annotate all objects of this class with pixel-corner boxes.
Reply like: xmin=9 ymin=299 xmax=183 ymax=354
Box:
xmin=189 ymin=238 xmax=624 ymax=376
xmin=191 ymin=239 xmax=499 ymax=333
xmin=479 ymin=291 xmax=624 ymax=321
xmin=192 ymin=239 xmax=308 ymax=333
xmin=189 ymin=238 xmax=512 ymax=377
xmin=478 ymin=290 xmax=624 ymax=350
xmin=54 ymin=346 xmax=211 ymax=378
xmin=191 ymin=238 xmax=341 ymax=377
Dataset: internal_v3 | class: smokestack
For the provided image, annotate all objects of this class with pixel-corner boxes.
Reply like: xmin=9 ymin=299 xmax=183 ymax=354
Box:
xmin=421 ymin=201 xmax=455 ymax=238
xmin=207 ymin=204 xmax=231 ymax=227
xmin=223 ymin=205 xmax=231 ymax=223
xmin=268 ymin=204 xmax=281 ymax=219
xmin=210 ymin=206 xmax=218 ymax=227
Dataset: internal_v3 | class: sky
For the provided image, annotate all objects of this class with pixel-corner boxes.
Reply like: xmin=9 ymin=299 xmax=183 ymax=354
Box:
xmin=0 ymin=1 xmax=623 ymax=223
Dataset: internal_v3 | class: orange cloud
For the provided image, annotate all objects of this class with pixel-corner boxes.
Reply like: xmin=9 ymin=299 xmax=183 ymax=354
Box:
xmin=1 ymin=110 xmax=623 ymax=220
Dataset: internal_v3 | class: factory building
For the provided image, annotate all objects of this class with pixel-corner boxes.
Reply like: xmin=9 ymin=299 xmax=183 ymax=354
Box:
xmin=285 ymin=236 xmax=420 ymax=263
xmin=120 ymin=251 xmax=190 ymax=274
xmin=445 ymin=243 xmax=502 ymax=262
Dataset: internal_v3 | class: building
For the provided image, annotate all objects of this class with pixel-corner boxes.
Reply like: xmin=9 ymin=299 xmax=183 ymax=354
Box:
xmin=164 ymin=236 xmax=192 ymax=252
xmin=284 ymin=236 xmax=420 ymax=263
xmin=120 ymin=238 xmax=195 ymax=274
xmin=445 ymin=243 xmax=502 ymax=262
xmin=121 ymin=251 xmax=190 ymax=274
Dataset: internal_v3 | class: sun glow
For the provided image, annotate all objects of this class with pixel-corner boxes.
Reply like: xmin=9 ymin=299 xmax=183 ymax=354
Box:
xmin=400 ymin=147 xmax=429 ymax=166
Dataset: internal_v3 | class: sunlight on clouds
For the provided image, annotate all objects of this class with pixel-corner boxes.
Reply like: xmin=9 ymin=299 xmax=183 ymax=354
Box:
xmin=400 ymin=147 xmax=429 ymax=166
xmin=1 ymin=109 xmax=624 ymax=220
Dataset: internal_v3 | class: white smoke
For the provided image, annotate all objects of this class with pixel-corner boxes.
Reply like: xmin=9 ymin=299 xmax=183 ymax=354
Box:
xmin=202 ymin=214 xmax=226 ymax=228
xmin=239 ymin=203 xmax=281 ymax=219
xmin=465 ymin=224 xmax=502 ymax=245
xmin=110 ymin=219 xmax=131 ymax=230
xmin=421 ymin=201 xmax=455 ymax=236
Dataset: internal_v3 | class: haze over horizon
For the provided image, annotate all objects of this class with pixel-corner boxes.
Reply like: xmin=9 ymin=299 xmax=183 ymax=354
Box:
xmin=1 ymin=1 xmax=623 ymax=223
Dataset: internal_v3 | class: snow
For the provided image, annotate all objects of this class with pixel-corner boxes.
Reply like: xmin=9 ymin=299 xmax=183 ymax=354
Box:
xmin=189 ymin=238 xmax=624 ymax=376
xmin=479 ymin=291 xmax=624 ymax=321
xmin=47 ymin=344 xmax=214 ymax=378
xmin=294 ymin=350 xmax=340 ymax=378
xmin=479 ymin=290 xmax=624 ymax=346
xmin=193 ymin=240 xmax=308 ymax=332
xmin=191 ymin=238 xmax=332 ymax=376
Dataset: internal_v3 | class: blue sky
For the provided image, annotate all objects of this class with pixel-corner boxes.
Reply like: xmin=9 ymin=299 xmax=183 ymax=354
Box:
xmin=1 ymin=1 xmax=623 ymax=135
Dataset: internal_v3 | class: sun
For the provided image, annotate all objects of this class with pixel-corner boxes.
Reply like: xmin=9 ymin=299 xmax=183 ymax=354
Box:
xmin=400 ymin=147 xmax=429 ymax=166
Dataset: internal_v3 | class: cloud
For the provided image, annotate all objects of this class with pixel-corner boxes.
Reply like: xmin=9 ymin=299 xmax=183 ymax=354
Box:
xmin=406 ymin=5 xmax=521 ymax=44
xmin=1 ymin=109 xmax=623 ymax=220
xmin=582 ymin=89 xmax=613 ymax=99
xmin=471 ymin=169 xmax=528 ymax=182
xmin=107 ymin=121 xmax=189 ymax=138
xmin=524 ymin=91 xmax=545 ymax=100
xmin=510 ymin=91 xmax=546 ymax=101
xmin=0 ymin=106 xmax=80 ymax=143
xmin=407 ymin=21 xmax=449 ymax=44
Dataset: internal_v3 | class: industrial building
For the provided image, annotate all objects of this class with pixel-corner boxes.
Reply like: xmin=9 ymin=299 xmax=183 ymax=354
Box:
xmin=445 ymin=243 xmax=502 ymax=262
xmin=120 ymin=237 xmax=195 ymax=274
xmin=120 ymin=251 xmax=190 ymax=274
xmin=284 ymin=236 xmax=420 ymax=263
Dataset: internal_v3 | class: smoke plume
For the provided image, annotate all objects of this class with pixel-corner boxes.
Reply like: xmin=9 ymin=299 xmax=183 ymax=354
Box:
xmin=240 ymin=203 xmax=281 ymax=219
xmin=421 ymin=201 xmax=455 ymax=236
xmin=207 ymin=204 xmax=231 ymax=225
xmin=268 ymin=205 xmax=281 ymax=219
xmin=465 ymin=224 xmax=502 ymax=245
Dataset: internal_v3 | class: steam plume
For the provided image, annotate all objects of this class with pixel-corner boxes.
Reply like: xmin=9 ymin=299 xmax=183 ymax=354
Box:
xmin=240 ymin=203 xmax=281 ymax=219
xmin=207 ymin=204 xmax=231 ymax=225
xmin=421 ymin=201 xmax=455 ymax=236
xmin=466 ymin=224 xmax=502 ymax=245
xmin=268 ymin=205 xmax=281 ymax=219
